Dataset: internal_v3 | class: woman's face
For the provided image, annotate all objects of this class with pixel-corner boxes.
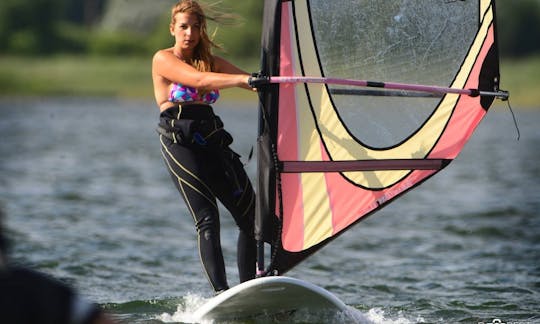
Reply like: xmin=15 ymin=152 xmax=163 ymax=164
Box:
xmin=170 ymin=12 xmax=201 ymax=52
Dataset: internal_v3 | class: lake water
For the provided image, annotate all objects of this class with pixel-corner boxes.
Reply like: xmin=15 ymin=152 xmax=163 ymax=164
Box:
xmin=0 ymin=97 xmax=538 ymax=323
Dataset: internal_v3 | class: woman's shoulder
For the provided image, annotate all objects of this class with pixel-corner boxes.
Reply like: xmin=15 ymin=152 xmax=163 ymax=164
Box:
xmin=153 ymin=47 xmax=174 ymax=60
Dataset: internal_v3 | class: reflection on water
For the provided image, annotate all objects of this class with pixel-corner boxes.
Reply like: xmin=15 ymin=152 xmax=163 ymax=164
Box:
xmin=0 ymin=98 xmax=538 ymax=323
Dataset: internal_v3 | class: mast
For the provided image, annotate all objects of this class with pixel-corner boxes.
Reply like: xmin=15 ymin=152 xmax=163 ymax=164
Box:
xmin=255 ymin=0 xmax=281 ymax=276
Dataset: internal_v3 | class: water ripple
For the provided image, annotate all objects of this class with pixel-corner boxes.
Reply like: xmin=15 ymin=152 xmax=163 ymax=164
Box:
xmin=1 ymin=99 xmax=539 ymax=323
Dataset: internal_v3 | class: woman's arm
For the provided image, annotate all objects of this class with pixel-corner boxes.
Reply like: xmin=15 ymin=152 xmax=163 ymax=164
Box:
xmin=152 ymin=50 xmax=249 ymax=90
xmin=214 ymin=56 xmax=254 ymax=90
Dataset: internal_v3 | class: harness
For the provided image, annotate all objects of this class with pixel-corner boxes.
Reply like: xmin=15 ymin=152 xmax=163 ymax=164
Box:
xmin=158 ymin=104 xmax=244 ymax=197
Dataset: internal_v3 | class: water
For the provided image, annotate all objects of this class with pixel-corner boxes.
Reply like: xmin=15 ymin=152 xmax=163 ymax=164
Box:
xmin=0 ymin=97 xmax=538 ymax=323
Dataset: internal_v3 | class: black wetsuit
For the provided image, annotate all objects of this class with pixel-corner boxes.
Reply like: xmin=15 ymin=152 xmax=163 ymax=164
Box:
xmin=158 ymin=104 xmax=256 ymax=292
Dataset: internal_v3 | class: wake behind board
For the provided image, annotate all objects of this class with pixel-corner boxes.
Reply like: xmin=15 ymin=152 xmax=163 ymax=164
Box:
xmin=192 ymin=276 xmax=347 ymax=322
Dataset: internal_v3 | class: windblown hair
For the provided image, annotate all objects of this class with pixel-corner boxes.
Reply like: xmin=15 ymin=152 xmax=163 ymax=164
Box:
xmin=170 ymin=0 xmax=220 ymax=73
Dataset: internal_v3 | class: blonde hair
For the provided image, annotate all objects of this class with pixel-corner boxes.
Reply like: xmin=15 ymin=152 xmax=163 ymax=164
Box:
xmin=170 ymin=0 xmax=220 ymax=72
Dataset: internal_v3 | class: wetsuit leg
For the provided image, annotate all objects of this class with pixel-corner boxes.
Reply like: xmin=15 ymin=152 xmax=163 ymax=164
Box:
xmin=210 ymin=150 xmax=257 ymax=283
xmin=159 ymin=135 xmax=229 ymax=292
xmin=237 ymin=231 xmax=256 ymax=282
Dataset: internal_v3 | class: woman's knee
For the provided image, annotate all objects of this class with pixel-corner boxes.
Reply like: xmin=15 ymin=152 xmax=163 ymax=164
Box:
xmin=195 ymin=208 xmax=219 ymax=240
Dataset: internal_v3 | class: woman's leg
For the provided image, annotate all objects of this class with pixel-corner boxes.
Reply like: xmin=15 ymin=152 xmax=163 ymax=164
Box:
xmin=211 ymin=149 xmax=257 ymax=283
xmin=159 ymin=135 xmax=229 ymax=292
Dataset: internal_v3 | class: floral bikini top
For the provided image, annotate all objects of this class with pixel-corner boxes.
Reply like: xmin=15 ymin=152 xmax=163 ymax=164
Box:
xmin=168 ymin=83 xmax=220 ymax=104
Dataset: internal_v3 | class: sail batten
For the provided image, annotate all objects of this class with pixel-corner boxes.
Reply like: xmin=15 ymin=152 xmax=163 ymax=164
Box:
xmin=281 ymin=159 xmax=451 ymax=173
xmin=256 ymin=0 xmax=505 ymax=275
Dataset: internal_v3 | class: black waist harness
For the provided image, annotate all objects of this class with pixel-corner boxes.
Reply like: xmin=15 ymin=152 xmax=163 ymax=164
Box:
xmin=158 ymin=104 xmax=244 ymax=195
xmin=157 ymin=104 xmax=233 ymax=148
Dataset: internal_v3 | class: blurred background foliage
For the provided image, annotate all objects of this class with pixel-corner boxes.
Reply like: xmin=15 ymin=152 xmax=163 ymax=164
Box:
xmin=1 ymin=0 xmax=539 ymax=59
xmin=0 ymin=0 xmax=263 ymax=60
xmin=0 ymin=0 xmax=539 ymax=104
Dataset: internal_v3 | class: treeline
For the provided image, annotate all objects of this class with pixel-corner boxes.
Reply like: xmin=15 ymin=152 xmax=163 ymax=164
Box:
xmin=1 ymin=0 xmax=539 ymax=59
xmin=0 ymin=0 xmax=107 ymax=55
xmin=497 ymin=0 xmax=540 ymax=57
xmin=0 ymin=0 xmax=262 ymax=59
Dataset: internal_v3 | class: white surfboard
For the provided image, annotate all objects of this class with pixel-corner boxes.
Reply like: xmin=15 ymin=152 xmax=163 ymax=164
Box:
xmin=192 ymin=276 xmax=348 ymax=322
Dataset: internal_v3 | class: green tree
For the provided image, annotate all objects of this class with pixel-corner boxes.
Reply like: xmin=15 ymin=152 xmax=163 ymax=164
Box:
xmin=0 ymin=0 xmax=66 ymax=54
xmin=497 ymin=0 xmax=540 ymax=57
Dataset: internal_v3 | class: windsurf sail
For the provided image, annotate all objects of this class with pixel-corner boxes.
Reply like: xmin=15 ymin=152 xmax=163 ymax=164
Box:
xmin=254 ymin=0 xmax=507 ymax=275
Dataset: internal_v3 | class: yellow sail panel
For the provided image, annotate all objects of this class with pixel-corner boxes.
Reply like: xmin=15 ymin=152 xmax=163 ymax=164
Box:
xmin=292 ymin=22 xmax=334 ymax=249
xmin=300 ymin=172 xmax=333 ymax=249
